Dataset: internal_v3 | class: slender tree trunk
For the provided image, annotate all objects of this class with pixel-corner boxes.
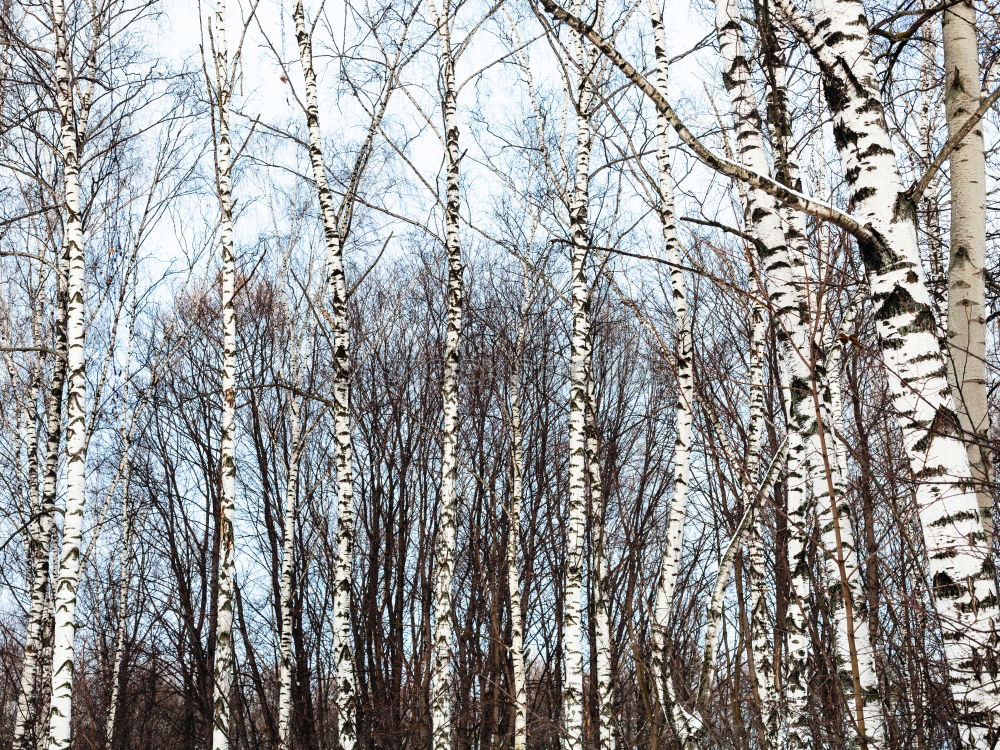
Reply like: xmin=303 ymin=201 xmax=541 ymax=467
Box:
xmin=561 ymin=2 xmax=595 ymax=745
xmin=209 ymin=1 xmax=238 ymax=746
xmin=45 ymin=0 xmax=90 ymax=741
xmin=743 ymin=311 xmax=781 ymax=748
xmin=105 ymin=284 xmax=136 ymax=750
xmin=428 ymin=2 xmax=464 ymax=748
xmin=9 ymin=309 xmax=48 ymax=750
xmin=585 ymin=379 xmax=615 ymax=750
xmin=942 ymin=0 xmax=991 ymax=529
xmin=818 ymin=310 xmax=885 ymax=749
xmin=644 ymin=8 xmax=696 ymax=738
xmin=291 ymin=3 xmax=359 ymax=746
xmin=105 ymin=465 xmax=133 ymax=750
xmin=277 ymin=389 xmax=305 ymax=750
xmin=507 ymin=271 xmax=529 ymax=750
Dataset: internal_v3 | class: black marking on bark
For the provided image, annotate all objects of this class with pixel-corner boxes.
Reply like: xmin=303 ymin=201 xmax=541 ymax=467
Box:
xmin=933 ymin=571 xmax=963 ymax=599
xmin=913 ymin=406 xmax=962 ymax=452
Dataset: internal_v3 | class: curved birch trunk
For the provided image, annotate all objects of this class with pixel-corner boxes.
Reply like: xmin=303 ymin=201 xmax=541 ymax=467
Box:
xmin=561 ymin=2 xmax=595 ymax=745
xmin=45 ymin=0 xmax=90 ymax=742
xmin=942 ymin=0 xmax=991 ymax=530
xmin=292 ymin=3 xmax=359 ymax=744
xmin=209 ymin=1 xmax=238 ymax=746
xmin=427 ymin=2 xmax=464 ymax=747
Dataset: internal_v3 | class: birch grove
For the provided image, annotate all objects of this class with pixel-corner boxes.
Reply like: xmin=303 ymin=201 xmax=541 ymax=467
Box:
xmin=2 ymin=0 xmax=1000 ymax=748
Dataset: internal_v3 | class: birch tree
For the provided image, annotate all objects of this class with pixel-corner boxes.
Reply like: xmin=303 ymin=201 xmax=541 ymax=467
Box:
xmin=427 ymin=1 xmax=464 ymax=747
xmin=560 ymin=1 xmax=598 ymax=745
xmin=207 ymin=1 xmax=239 ymax=746
xmin=44 ymin=0 xmax=90 ymax=742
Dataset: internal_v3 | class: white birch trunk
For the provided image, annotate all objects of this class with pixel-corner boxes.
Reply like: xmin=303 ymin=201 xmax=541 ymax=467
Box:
xmin=644 ymin=7 xmax=696 ymax=733
xmin=277 ymin=390 xmax=305 ymax=750
xmin=585 ymin=379 xmax=615 ymax=750
xmin=45 ymin=0 xmax=90 ymax=741
xmin=561 ymin=2 xmax=595 ymax=745
xmin=743 ymin=311 xmax=781 ymax=747
xmin=291 ymin=4 xmax=359 ymax=745
xmin=507 ymin=271 xmax=530 ymax=750
xmin=209 ymin=1 xmax=238 ymax=746
xmin=427 ymin=2 xmax=463 ymax=748
xmin=105 ymin=277 xmax=136 ymax=750
xmin=104 ymin=467 xmax=132 ymax=750
xmin=714 ymin=4 xmax=815 ymax=744
xmin=9 ymin=310 xmax=47 ymax=750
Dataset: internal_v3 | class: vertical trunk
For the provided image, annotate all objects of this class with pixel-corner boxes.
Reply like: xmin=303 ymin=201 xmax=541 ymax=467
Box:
xmin=209 ymin=0 xmax=238 ymax=746
xmin=277 ymin=390 xmax=304 ymax=750
xmin=106 ymin=280 xmax=136 ymax=750
xmin=507 ymin=271 xmax=529 ymax=750
xmin=45 ymin=0 xmax=89 ymax=742
xmin=10 ymin=309 xmax=49 ymax=750
xmin=818 ymin=310 xmax=885 ymax=749
xmin=585 ymin=380 xmax=615 ymax=750
xmin=743 ymin=311 xmax=781 ymax=748
xmin=644 ymin=7 xmax=696 ymax=738
xmin=942 ymin=0 xmax=990 ymax=529
xmin=714 ymin=3 xmax=815 ymax=744
xmin=561 ymin=2 xmax=595 ymax=745
xmin=104 ymin=468 xmax=133 ymax=750
xmin=291 ymin=3 xmax=358 ymax=745
xmin=428 ymin=2 xmax=464 ymax=748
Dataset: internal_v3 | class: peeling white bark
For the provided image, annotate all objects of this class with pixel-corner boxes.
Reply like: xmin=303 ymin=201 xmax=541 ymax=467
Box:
xmin=292 ymin=3 xmax=359 ymax=744
xmin=209 ymin=1 xmax=238 ymax=747
xmin=644 ymin=6 xmax=696 ymax=733
xmin=44 ymin=0 xmax=90 ymax=742
xmin=560 ymin=2 xmax=596 ymax=746
xmin=427 ymin=2 xmax=464 ymax=748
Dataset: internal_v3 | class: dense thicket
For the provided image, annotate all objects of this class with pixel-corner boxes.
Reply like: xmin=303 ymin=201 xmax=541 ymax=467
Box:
xmin=0 ymin=0 xmax=998 ymax=748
